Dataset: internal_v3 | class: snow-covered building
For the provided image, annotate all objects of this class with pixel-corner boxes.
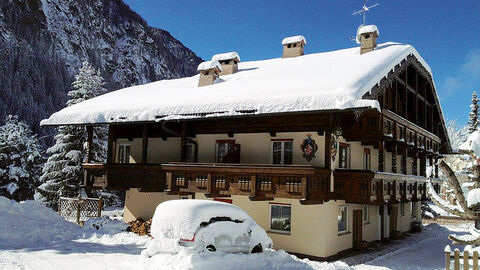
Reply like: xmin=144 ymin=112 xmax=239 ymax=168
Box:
xmin=41 ymin=27 xmax=450 ymax=259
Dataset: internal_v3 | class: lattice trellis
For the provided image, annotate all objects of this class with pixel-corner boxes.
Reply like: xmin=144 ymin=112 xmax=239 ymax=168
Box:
xmin=58 ymin=197 xmax=103 ymax=225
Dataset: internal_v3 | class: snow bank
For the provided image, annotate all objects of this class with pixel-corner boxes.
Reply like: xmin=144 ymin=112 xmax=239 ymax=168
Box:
xmin=150 ymin=200 xmax=251 ymax=240
xmin=211 ymin=52 xmax=241 ymax=62
xmin=282 ymin=35 xmax=306 ymax=45
xmin=197 ymin=60 xmax=222 ymax=71
xmin=40 ymin=42 xmax=437 ymax=126
xmin=143 ymin=248 xmax=352 ymax=270
xmin=84 ymin=216 xmax=129 ymax=234
xmin=0 ymin=196 xmax=79 ymax=246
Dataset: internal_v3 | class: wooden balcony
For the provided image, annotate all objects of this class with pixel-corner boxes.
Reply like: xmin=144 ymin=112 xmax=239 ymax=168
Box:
xmin=162 ymin=162 xmax=331 ymax=204
xmin=83 ymin=163 xmax=166 ymax=192
xmin=333 ymin=170 xmax=431 ymax=205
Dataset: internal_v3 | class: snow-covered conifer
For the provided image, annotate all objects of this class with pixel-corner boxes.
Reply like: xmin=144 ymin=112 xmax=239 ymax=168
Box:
xmin=468 ymin=91 xmax=479 ymax=133
xmin=0 ymin=115 xmax=43 ymax=201
xmin=35 ymin=62 xmax=108 ymax=209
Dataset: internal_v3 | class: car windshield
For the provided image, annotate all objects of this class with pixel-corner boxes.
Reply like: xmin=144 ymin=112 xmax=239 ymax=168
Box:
xmin=200 ymin=216 xmax=243 ymax=227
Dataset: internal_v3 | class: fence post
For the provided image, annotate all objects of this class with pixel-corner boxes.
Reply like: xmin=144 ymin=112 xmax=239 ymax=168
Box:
xmin=76 ymin=198 xmax=81 ymax=225
xmin=58 ymin=198 xmax=62 ymax=215
xmin=97 ymin=197 xmax=103 ymax=217
xmin=445 ymin=245 xmax=452 ymax=270
xmin=474 ymin=251 xmax=479 ymax=270
xmin=454 ymin=249 xmax=461 ymax=270
xmin=464 ymin=250 xmax=470 ymax=270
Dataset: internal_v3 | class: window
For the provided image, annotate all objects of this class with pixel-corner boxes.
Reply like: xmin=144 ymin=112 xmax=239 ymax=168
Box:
xmin=339 ymin=143 xmax=350 ymax=169
xmin=270 ymin=204 xmax=291 ymax=233
xmin=411 ymin=201 xmax=417 ymax=218
xmin=185 ymin=142 xmax=195 ymax=162
xmin=272 ymin=140 xmax=293 ymax=165
xmin=180 ymin=196 xmax=189 ymax=200
xmin=363 ymin=205 xmax=369 ymax=223
xmin=363 ymin=149 xmax=371 ymax=170
xmin=215 ymin=140 xmax=235 ymax=163
xmin=400 ymin=203 xmax=405 ymax=216
xmin=338 ymin=205 xmax=348 ymax=234
xmin=118 ymin=144 xmax=131 ymax=164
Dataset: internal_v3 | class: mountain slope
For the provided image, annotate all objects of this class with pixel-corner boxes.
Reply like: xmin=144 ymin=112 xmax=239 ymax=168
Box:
xmin=0 ymin=0 xmax=202 ymax=139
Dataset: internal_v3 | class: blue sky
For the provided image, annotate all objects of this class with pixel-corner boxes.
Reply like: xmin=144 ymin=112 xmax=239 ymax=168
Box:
xmin=123 ymin=0 xmax=480 ymax=126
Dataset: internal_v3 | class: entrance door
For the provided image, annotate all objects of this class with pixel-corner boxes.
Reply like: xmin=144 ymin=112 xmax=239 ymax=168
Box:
xmin=353 ymin=210 xmax=363 ymax=249
xmin=389 ymin=205 xmax=398 ymax=237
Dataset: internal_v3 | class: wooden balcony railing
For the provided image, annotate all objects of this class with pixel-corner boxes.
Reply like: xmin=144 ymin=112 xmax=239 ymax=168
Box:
xmin=333 ymin=170 xmax=433 ymax=205
xmin=83 ymin=163 xmax=166 ymax=192
xmin=162 ymin=162 xmax=331 ymax=204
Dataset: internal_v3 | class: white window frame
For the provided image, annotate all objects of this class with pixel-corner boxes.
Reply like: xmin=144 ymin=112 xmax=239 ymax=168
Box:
xmin=363 ymin=148 xmax=371 ymax=170
xmin=338 ymin=144 xmax=350 ymax=169
xmin=338 ymin=205 xmax=349 ymax=234
xmin=269 ymin=203 xmax=291 ymax=234
xmin=363 ymin=205 xmax=369 ymax=224
xmin=271 ymin=140 xmax=293 ymax=165
xmin=400 ymin=202 xmax=405 ymax=216
xmin=118 ymin=144 xmax=131 ymax=164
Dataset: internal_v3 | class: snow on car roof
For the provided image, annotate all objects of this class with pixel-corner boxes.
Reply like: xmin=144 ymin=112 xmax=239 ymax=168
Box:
xmin=150 ymin=200 xmax=252 ymax=240
xmin=41 ymin=42 xmax=434 ymax=126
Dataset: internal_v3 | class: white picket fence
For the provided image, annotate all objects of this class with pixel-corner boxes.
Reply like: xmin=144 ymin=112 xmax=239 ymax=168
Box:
xmin=445 ymin=245 xmax=480 ymax=270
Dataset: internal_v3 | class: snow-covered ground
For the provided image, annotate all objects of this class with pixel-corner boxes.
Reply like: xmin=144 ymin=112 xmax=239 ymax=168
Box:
xmin=0 ymin=197 xmax=350 ymax=270
xmin=0 ymin=196 xmax=472 ymax=270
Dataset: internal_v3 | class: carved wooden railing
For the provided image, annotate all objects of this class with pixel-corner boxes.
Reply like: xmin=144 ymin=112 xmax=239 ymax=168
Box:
xmin=162 ymin=162 xmax=331 ymax=204
xmin=334 ymin=170 xmax=432 ymax=205
xmin=83 ymin=163 xmax=166 ymax=192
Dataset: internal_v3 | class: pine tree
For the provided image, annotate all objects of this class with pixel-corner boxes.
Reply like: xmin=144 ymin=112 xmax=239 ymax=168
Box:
xmin=0 ymin=115 xmax=43 ymax=201
xmin=35 ymin=62 xmax=107 ymax=209
xmin=468 ymin=91 xmax=479 ymax=133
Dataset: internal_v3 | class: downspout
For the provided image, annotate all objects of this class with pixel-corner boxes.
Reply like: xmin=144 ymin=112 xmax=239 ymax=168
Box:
xmin=161 ymin=121 xmax=198 ymax=162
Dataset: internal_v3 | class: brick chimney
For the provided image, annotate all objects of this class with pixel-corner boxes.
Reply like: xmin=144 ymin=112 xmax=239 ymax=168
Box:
xmin=211 ymin=52 xmax=240 ymax=75
xmin=356 ymin=25 xmax=379 ymax=54
xmin=197 ymin=60 xmax=222 ymax=87
xmin=282 ymin=35 xmax=306 ymax=58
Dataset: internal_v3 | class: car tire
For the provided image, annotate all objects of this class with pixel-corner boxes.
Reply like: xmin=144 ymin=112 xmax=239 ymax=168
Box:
xmin=206 ymin=245 xmax=216 ymax=252
xmin=251 ymin=243 xmax=262 ymax=253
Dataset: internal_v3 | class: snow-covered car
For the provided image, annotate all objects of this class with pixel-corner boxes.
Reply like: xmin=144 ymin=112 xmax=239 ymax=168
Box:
xmin=143 ymin=200 xmax=273 ymax=256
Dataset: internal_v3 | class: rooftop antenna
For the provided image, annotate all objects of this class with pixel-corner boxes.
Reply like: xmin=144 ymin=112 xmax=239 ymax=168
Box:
xmin=352 ymin=0 xmax=379 ymax=25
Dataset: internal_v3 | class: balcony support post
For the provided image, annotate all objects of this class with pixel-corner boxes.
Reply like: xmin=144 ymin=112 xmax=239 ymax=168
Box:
xmin=142 ymin=124 xmax=148 ymax=165
xmin=85 ymin=126 xmax=93 ymax=163
xmin=249 ymin=175 xmax=257 ymax=199
xmin=401 ymin=146 xmax=407 ymax=175
xmin=378 ymin=140 xmax=385 ymax=172
xmin=107 ymin=126 xmax=116 ymax=164
xmin=180 ymin=122 xmax=187 ymax=162
xmin=391 ymin=143 xmax=397 ymax=173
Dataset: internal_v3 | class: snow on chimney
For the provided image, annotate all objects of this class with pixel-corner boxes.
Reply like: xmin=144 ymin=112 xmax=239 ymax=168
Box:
xmin=356 ymin=25 xmax=379 ymax=54
xmin=282 ymin=35 xmax=306 ymax=58
xmin=197 ymin=60 xmax=222 ymax=87
xmin=211 ymin=52 xmax=241 ymax=75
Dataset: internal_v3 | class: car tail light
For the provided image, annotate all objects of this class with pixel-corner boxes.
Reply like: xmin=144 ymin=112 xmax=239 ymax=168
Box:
xmin=180 ymin=234 xmax=195 ymax=242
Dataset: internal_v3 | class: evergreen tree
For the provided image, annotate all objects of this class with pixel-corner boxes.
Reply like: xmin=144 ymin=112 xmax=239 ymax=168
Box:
xmin=468 ymin=91 xmax=479 ymax=133
xmin=35 ymin=62 xmax=107 ymax=209
xmin=0 ymin=115 xmax=43 ymax=201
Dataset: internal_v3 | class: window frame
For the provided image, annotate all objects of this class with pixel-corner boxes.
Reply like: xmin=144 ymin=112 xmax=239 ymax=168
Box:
xmin=215 ymin=140 xmax=235 ymax=163
xmin=269 ymin=203 xmax=292 ymax=234
xmin=338 ymin=143 xmax=350 ymax=169
xmin=185 ymin=142 xmax=196 ymax=162
xmin=271 ymin=139 xmax=294 ymax=165
xmin=338 ymin=205 xmax=349 ymax=234
xmin=411 ymin=201 xmax=417 ymax=218
xmin=363 ymin=148 xmax=371 ymax=170
xmin=400 ymin=202 xmax=405 ymax=216
xmin=363 ymin=205 xmax=369 ymax=224
xmin=118 ymin=144 xmax=131 ymax=164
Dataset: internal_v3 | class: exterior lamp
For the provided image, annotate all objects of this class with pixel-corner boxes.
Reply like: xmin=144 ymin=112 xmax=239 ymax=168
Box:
xmin=334 ymin=126 xmax=342 ymax=137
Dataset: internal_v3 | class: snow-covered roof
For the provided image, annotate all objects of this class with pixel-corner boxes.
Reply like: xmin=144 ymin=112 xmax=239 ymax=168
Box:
xmin=150 ymin=199 xmax=252 ymax=240
xmin=197 ymin=60 xmax=222 ymax=71
xmin=356 ymin=25 xmax=380 ymax=44
xmin=211 ymin=52 xmax=241 ymax=62
xmin=459 ymin=131 xmax=480 ymax=157
xmin=282 ymin=35 xmax=306 ymax=45
xmin=41 ymin=42 xmax=434 ymax=126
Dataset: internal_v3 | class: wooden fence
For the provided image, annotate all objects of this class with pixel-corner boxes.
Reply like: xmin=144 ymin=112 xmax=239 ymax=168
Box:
xmin=445 ymin=245 xmax=480 ymax=270
xmin=58 ymin=197 xmax=103 ymax=225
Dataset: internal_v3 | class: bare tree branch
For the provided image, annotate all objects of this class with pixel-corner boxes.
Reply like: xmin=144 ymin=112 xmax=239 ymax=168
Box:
xmin=427 ymin=178 xmax=477 ymax=220
xmin=438 ymin=160 xmax=470 ymax=212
